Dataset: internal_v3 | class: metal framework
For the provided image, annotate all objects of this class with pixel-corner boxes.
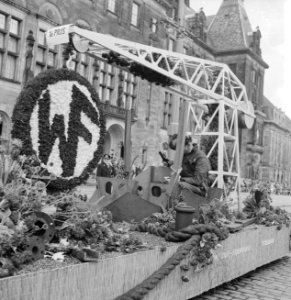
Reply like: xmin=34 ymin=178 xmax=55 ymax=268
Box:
xmin=46 ymin=25 xmax=255 ymax=203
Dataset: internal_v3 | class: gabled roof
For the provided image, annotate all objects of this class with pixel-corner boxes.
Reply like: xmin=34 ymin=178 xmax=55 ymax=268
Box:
xmin=206 ymin=15 xmax=215 ymax=28
xmin=207 ymin=0 xmax=253 ymax=51
xmin=263 ymin=96 xmax=275 ymax=110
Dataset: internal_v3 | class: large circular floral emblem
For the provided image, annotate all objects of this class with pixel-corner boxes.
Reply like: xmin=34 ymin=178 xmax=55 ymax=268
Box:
xmin=12 ymin=68 xmax=106 ymax=190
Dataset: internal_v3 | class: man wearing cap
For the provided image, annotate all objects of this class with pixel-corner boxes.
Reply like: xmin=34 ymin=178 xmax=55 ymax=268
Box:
xmin=168 ymin=133 xmax=211 ymax=196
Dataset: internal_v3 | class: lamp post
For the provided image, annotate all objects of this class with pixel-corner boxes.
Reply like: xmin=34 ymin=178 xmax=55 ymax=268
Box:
xmin=124 ymin=101 xmax=132 ymax=177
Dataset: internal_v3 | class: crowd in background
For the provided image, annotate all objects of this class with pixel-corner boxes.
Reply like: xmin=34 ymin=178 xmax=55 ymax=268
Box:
xmin=95 ymin=153 xmax=145 ymax=180
xmin=241 ymin=178 xmax=291 ymax=195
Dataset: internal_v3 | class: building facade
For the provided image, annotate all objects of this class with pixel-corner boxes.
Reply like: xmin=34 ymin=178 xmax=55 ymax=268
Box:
xmin=0 ymin=0 xmax=288 ymax=183
xmin=261 ymin=97 xmax=291 ymax=186
xmin=0 ymin=0 xmax=187 ymax=168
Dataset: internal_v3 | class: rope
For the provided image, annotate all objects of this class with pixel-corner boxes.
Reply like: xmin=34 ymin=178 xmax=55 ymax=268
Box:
xmin=132 ymin=223 xmax=229 ymax=242
xmin=114 ymin=234 xmax=201 ymax=300
xmin=114 ymin=223 xmax=229 ymax=300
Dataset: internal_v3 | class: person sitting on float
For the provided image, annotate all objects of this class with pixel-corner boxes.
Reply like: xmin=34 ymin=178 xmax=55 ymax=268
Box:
xmin=166 ymin=133 xmax=211 ymax=197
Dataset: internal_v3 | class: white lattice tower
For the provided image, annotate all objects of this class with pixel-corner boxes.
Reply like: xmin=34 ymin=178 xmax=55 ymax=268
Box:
xmin=188 ymin=99 xmax=243 ymax=198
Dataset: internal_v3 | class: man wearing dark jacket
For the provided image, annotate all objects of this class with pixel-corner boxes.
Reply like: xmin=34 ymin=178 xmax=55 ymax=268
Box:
xmin=96 ymin=154 xmax=116 ymax=178
xmin=169 ymin=133 xmax=211 ymax=196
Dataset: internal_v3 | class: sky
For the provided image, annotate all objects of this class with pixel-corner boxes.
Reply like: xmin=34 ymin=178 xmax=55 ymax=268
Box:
xmin=190 ymin=0 xmax=291 ymax=118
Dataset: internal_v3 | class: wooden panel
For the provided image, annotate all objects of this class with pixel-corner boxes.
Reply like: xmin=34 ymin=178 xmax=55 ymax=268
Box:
xmin=90 ymin=177 xmax=131 ymax=210
xmin=0 ymin=226 xmax=289 ymax=300
xmin=144 ymin=226 xmax=290 ymax=300
xmin=105 ymin=192 xmax=162 ymax=222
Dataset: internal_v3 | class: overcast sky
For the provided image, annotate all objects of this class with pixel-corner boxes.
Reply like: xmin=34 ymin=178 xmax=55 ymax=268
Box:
xmin=190 ymin=0 xmax=291 ymax=118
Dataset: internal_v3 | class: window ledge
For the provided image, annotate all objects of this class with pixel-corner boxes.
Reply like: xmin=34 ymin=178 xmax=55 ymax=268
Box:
xmin=7 ymin=51 xmax=19 ymax=56
xmin=107 ymin=10 xmax=118 ymax=19
xmin=130 ymin=24 xmax=140 ymax=32
xmin=36 ymin=61 xmax=45 ymax=66
xmin=9 ymin=33 xmax=20 ymax=38
xmin=0 ymin=76 xmax=21 ymax=84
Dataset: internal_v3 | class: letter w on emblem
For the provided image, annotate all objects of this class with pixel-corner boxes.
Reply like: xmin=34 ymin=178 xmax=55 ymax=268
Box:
xmin=38 ymin=84 xmax=99 ymax=177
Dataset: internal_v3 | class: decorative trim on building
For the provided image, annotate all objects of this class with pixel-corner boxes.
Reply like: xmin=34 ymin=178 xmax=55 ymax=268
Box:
xmin=0 ymin=0 xmax=60 ymax=26
xmin=263 ymin=121 xmax=291 ymax=133
xmin=100 ymin=102 xmax=137 ymax=123
xmin=154 ymin=0 xmax=174 ymax=9
xmin=215 ymin=48 xmax=269 ymax=68
xmin=254 ymin=110 xmax=266 ymax=118
xmin=0 ymin=0 xmax=29 ymax=13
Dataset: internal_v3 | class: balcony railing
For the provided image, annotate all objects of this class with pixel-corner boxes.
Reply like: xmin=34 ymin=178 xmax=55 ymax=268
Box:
xmin=99 ymin=102 xmax=137 ymax=122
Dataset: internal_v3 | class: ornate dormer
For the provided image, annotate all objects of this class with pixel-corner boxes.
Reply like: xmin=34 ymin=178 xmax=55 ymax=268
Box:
xmin=187 ymin=8 xmax=207 ymax=42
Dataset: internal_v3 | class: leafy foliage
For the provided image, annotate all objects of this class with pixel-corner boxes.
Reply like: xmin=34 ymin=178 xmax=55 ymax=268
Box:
xmin=142 ymin=210 xmax=175 ymax=229
xmin=104 ymin=234 xmax=144 ymax=253
xmin=199 ymin=198 xmax=234 ymax=225
xmin=243 ymin=189 xmax=290 ymax=228
xmin=189 ymin=232 xmax=219 ymax=272
xmin=0 ymin=224 xmax=34 ymax=277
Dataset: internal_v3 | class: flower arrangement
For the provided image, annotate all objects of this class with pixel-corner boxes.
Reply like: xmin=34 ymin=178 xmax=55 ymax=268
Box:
xmin=0 ymin=146 xmax=146 ymax=278
xmin=198 ymin=198 xmax=234 ymax=226
xmin=242 ymin=188 xmax=290 ymax=228
xmin=11 ymin=68 xmax=106 ymax=191
xmin=142 ymin=210 xmax=176 ymax=229
xmin=0 ymin=140 xmax=58 ymax=277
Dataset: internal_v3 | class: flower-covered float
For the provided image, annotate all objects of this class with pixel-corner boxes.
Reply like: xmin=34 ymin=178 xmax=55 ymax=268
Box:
xmin=0 ymin=68 xmax=290 ymax=300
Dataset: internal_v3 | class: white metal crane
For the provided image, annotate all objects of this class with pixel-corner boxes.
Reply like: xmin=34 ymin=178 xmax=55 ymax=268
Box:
xmin=46 ymin=25 xmax=255 ymax=206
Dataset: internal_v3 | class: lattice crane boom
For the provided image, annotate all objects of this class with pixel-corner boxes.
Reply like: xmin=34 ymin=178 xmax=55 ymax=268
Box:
xmin=46 ymin=25 xmax=255 ymax=120
xmin=46 ymin=25 xmax=256 ymax=203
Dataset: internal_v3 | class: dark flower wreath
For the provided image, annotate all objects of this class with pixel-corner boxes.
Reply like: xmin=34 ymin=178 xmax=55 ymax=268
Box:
xmin=102 ymin=51 xmax=176 ymax=87
xmin=11 ymin=68 xmax=106 ymax=190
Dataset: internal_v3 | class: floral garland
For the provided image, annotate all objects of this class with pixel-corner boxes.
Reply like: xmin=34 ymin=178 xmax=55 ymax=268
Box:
xmin=242 ymin=189 xmax=290 ymax=228
xmin=102 ymin=51 xmax=176 ymax=87
xmin=12 ymin=68 xmax=106 ymax=190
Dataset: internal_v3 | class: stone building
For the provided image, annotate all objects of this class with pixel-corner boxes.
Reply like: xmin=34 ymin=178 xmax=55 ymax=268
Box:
xmin=0 ymin=0 xmax=211 ymax=169
xmin=0 ymin=0 xmax=287 ymax=183
xmin=0 ymin=0 xmax=184 ymax=167
xmin=261 ymin=97 xmax=291 ymax=185
xmin=205 ymin=0 xmax=268 ymax=179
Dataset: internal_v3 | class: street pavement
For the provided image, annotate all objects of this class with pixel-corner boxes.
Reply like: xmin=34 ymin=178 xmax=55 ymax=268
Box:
xmin=80 ymin=180 xmax=291 ymax=300
xmin=269 ymin=194 xmax=291 ymax=214
xmin=191 ymin=254 xmax=291 ymax=300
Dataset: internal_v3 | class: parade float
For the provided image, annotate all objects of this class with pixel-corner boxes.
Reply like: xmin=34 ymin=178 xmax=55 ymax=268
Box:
xmin=0 ymin=25 xmax=290 ymax=300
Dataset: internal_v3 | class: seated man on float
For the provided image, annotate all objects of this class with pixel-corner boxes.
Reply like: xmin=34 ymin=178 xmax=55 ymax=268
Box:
xmin=167 ymin=133 xmax=211 ymax=197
